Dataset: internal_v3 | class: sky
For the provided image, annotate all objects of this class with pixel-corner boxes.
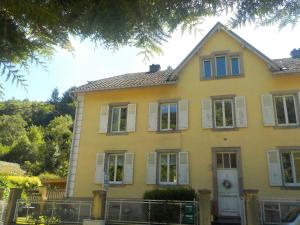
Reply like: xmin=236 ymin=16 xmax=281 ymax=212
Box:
xmin=3 ymin=15 xmax=300 ymax=101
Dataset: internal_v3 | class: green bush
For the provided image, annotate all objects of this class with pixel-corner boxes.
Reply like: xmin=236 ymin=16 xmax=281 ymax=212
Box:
xmin=143 ymin=187 xmax=196 ymax=201
xmin=38 ymin=172 xmax=60 ymax=181
xmin=5 ymin=176 xmax=41 ymax=189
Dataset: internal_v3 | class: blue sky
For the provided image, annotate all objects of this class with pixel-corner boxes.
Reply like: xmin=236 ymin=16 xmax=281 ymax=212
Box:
xmin=3 ymin=16 xmax=300 ymax=101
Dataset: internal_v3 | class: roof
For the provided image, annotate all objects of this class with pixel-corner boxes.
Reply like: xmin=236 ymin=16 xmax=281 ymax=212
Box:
xmin=74 ymin=22 xmax=300 ymax=93
xmin=272 ymin=58 xmax=300 ymax=74
xmin=75 ymin=67 xmax=174 ymax=93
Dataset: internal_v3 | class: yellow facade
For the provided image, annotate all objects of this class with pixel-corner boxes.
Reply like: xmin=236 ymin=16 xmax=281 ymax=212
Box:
xmin=71 ymin=26 xmax=300 ymax=202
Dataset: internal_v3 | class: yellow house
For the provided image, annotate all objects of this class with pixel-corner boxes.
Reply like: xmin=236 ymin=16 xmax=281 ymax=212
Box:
xmin=66 ymin=22 xmax=300 ymax=221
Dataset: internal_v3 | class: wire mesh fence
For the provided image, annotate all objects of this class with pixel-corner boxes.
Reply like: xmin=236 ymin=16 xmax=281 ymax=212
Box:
xmin=105 ymin=199 xmax=198 ymax=225
xmin=260 ymin=198 xmax=300 ymax=224
xmin=14 ymin=199 xmax=92 ymax=224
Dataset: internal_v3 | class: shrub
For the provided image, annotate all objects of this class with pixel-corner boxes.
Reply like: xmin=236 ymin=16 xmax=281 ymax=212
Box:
xmin=6 ymin=176 xmax=41 ymax=189
xmin=143 ymin=188 xmax=196 ymax=201
xmin=38 ymin=172 xmax=60 ymax=181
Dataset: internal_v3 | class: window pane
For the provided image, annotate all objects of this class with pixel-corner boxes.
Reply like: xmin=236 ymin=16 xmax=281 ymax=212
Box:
xmin=217 ymin=154 xmax=223 ymax=168
xmin=282 ymin=153 xmax=294 ymax=183
xmin=170 ymin=104 xmax=177 ymax=130
xmin=111 ymin=108 xmax=120 ymax=131
xmin=216 ymin=56 xmax=227 ymax=77
xmin=285 ymin=96 xmax=297 ymax=124
xmin=293 ymin=152 xmax=300 ymax=183
xmin=116 ymin=155 xmax=124 ymax=181
xmin=169 ymin=154 xmax=177 ymax=183
xmin=230 ymin=153 xmax=237 ymax=168
xmin=224 ymin=100 xmax=233 ymax=126
xmin=275 ymin=97 xmax=286 ymax=124
xmin=108 ymin=155 xmax=116 ymax=181
xmin=231 ymin=57 xmax=240 ymax=75
xmin=120 ymin=107 xmax=127 ymax=131
xmin=203 ymin=60 xmax=212 ymax=79
xmin=160 ymin=154 xmax=168 ymax=182
xmin=223 ymin=153 xmax=230 ymax=168
xmin=161 ymin=104 xmax=169 ymax=129
xmin=215 ymin=101 xmax=223 ymax=127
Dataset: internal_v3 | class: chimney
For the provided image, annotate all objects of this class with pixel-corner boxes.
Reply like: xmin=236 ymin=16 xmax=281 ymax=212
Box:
xmin=149 ymin=64 xmax=161 ymax=73
xmin=290 ymin=48 xmax=300 ymax=59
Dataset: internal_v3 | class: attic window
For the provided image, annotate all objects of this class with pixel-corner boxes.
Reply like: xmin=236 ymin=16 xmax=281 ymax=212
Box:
xmin=216 ymin=56 xmax=227 ymax=77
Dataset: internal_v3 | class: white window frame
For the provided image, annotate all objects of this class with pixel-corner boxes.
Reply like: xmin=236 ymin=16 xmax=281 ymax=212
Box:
xmin=159 ymin=153 xmax=178 ymax=185
xmin=216 ymin=152 xmax=237 ymax=169
xmin=110 ymin=106 xmax=127 ymax=133
xmin=160 ymin=103 xmax=177 ymax=131
xmin=107 ymin=153 xmax=124 ymax=184
xmin=274 ymin=95 xmax=299 ymax=127
xmin=281 ymin=151 xmax=300 ymax=187
xmin=230 ymin=56 xmax=240 ymax=75
xmin=203 ymin=59 xmax=212 ymax=79
xmin=213 ymin=99 xmax=235 ymax=129
xmin=215 ymin=55 xmax=227 ymax=77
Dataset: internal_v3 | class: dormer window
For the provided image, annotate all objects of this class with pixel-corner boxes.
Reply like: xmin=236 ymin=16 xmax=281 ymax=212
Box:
xmin=215 ymin=56 xmax=227 ymax=77
xmin=201 ymin=52 xmax=243 ymax=80
xmin=230 ymin=56 xmax=240 ymax=75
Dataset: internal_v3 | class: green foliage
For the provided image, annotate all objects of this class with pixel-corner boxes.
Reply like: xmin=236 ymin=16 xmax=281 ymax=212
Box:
xmin=6 ymin=176 xmax=41 ymax=189
xmin=2 ymin=1 xmax=299 ymax=95
xmin=38 ymin=172 xmax=60 ymax=181
xmin=0 ymin=87 xmax=75 ymax=177
xmin=0 ymin=160 xmax=25 ymax=176
xmin=143 ymin=188 xmax=196 ymax=201
xmin=0 ymin=114 xmax=27 ymax=146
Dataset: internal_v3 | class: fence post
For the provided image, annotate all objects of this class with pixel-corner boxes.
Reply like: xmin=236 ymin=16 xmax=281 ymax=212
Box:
xmin=91 ymin=190 xmax=106 ymax=220
xmin=5 ymin=188 xmax=22 ymax=225
xmin=0 ymin=188 xmax=4 ymax=200
xmin=38 ymin=186 xmax=48 ymax=201
xmin=197 ymin=189 xmax=211 ymax=225
xmin=244 ymin=189 xmax=260 ymax=225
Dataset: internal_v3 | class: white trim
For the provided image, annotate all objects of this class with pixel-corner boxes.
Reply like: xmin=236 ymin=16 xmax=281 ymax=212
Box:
xmin=158 ymin=152 xmax=178 ymax=185
xmin=214 ymin=99 xmax=234 ymax=129
xmin=274 ymin=95 xmax=299 ymax=126
xmin=110 ymin=106 xmax=128 ymax=133
xmin=281 ymin=151 xmax=300 ymax=186
xmin=107 ymin=153 xmax=125 ymax=184
xmin=65 ymin=94 xmax=85 ymax=197
xmin=160 ymin=103 xmax=177 ymax=131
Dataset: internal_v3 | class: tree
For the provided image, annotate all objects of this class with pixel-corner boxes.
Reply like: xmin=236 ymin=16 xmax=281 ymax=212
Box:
xmin=2 ymin=0 xmax=299 ymax=91
xmin=0 ymin=114 xmax=27 ymax=146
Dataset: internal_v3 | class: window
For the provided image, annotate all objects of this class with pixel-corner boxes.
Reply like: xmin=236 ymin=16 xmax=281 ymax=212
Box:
xmin=214 ymin=99 xmax=234 ymax=128
xmin=160 ymin=103 xmax=177 ymax=131
xmin=111 ymin=106 xmax=127 ymax=132
xmin=230 ymin=56 xmax=240 ymax=75
xmin=215 ymin=56 xmax=227 ymax=77
xmin=274 ymin=95 xmax=298 ymax=126
xmin=107 ymin=154 xmax=124 ymax=184
xmin=159 ymin=153 xmax=177 ymax=184
xmin=281 ymin=152 xmax=300 ymax=186
xmin=203 ymin=59 xmax=212 ymax=79
xmin=217 ymin=152 xmax=237 ymax=169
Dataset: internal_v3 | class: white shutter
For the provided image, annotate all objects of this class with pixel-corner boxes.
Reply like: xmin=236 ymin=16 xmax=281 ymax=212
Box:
xmin=126 ymin=104 xmax=136 ymax=132
xmin=235 ymin=96 xmax=248 ymax=127
xmin=298 ymin=92 xmax=300 ymax=106
xmin=146 ymin=152 xmax=157 ymax=184
xmin=267 ymin=149 xmax=283 ymax=186
xmin=148 ymin=102 xmax=158 ymax=131
xmin=95 ymin=153 xmax=105 ymax=184
xmin=201 ymin=99 xmax=213 ymax=128
xmin=178 ymin=152 xmax=189 ymax=185
xmin=178 ymin=99 xmax=189 ymax=130
xmin=124 ymin=152 xmax=134 ymax=184
xmin=261 ymin=94 xmax=275 ymax=126
xmin=99 ymin=105 xmax=109 ymax=133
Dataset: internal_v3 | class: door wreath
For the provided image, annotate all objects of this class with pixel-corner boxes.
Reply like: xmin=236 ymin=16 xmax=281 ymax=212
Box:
xmin=222 ymin=179 xmax=232 ymax=189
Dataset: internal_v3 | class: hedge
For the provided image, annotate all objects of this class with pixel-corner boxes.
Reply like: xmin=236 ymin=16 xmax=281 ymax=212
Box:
xmin=143 ymin=188 xmax=196 ymax=201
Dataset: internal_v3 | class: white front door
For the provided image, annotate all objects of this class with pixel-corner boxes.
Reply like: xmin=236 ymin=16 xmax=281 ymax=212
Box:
xmin=216 ymin=152 xmax=240 ymax=217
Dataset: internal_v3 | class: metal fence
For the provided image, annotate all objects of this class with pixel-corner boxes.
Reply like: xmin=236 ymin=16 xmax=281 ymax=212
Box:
xmin=105 ymin=199 xmax=198 ymax=225
xmin=260 ymin=198 xmax=300 ymax=224
xmin=14 ymin=200 xmax=92 ymax=224
xmin=0 ymin=200 xmax=7 ymax=225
